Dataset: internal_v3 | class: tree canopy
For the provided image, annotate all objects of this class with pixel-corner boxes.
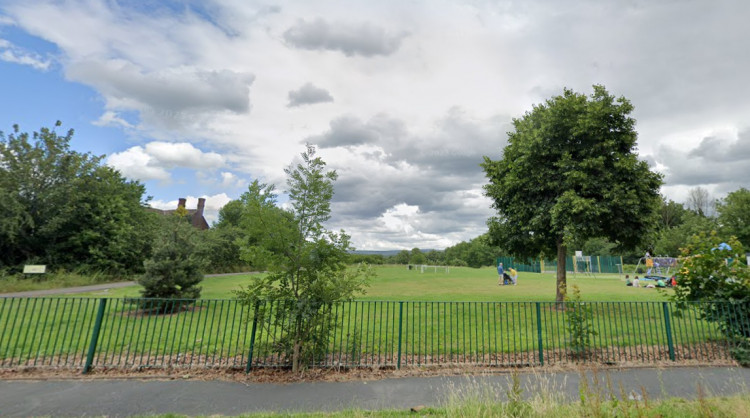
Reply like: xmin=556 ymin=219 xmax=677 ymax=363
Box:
xmin=0 ymin=122 xmax=154 ymax=274
xmin=717 ymin=188 xmax=750 ymax=248
xmin=482 ymin=85 xmax=662 ymax=301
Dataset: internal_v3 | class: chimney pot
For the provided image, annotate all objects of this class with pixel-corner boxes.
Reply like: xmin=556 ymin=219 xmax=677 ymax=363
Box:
xmin=197 ymin=198 xmax=206 ymax=216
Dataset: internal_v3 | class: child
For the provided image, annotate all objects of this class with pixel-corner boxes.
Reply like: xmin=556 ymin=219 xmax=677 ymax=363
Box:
xmin=508 ymin=267 xmax=518 ymax=285
xmin=625 ymin=275 xmax=632 ymax=286
xmin=633 ymin=276 xmax=640 ymax=288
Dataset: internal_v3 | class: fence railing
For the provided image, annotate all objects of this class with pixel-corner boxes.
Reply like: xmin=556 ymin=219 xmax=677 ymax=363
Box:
xmin=1 ymin=297 xmax=746 ymax=372
xmin=497 ymin=256 xmax=626 ymax=274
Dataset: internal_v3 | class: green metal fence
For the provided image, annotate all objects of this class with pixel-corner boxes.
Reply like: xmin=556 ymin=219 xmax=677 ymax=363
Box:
xmin=498 ymin=256 xmax=625 ymax=274
xmin=1 ymin=297 xmax=745 ymax=372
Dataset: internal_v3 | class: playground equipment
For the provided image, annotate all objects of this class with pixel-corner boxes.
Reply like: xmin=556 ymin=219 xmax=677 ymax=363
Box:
xmin=633 ymin=256 xmax=677 ymax=276
xmin=572 ymin=251 xmax=596 ymax=278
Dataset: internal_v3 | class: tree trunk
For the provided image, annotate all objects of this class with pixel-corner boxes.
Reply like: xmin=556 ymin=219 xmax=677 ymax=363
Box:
xmin=292 ymin=340 xmax=301 ymax=373
xmin=556 ymin=239 xmax=567 ymax=304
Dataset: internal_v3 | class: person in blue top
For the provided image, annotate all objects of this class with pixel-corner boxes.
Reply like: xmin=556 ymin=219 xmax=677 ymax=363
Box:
xmin=497 ymin=263 xmax=505 ymax=286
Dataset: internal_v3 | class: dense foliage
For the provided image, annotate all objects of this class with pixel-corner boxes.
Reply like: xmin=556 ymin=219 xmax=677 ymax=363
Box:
xmin=716 ymin=188 xmax=750 ymax=248
xmin=0 ymin=122 xmax=155 ymax=275
xmin=672 ymin=233 xmax=750 ymax=363
xmin=197 ymin=200 xmax=254 ymax=273
xmin=482 ymin=85 xmax=663 ymax=301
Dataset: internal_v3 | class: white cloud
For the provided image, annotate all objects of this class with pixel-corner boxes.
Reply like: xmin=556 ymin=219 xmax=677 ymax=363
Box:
xmin=144 ymin=142 xmax=225 ymax=169
xmin=107 ymin=142 xmax=225 ymax=182
xmin=106 ymin=146 xmax=170 ymax=181
xmin=5 ymin=0 xmax=750 ymax=249
xmin=0 ymin=38 xmax=51 ymax=70
xmin=219 ymin=171 xmax=247 ymax=189
xmin=92 ymin=111 xmax=134 ymax=129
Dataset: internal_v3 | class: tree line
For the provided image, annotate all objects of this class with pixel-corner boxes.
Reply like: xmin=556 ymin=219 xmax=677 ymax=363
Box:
xmin=5 ymin=122 xmax=746 ymax=279
xmin=0 ymin=122 xmax=253 ymax=277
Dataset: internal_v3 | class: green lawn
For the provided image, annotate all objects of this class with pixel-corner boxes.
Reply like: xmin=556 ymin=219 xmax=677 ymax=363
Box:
xmin=5 ymin=266 xmax=725 ymax=370
xmin=77 ymin=265 xmax=670 ymax=302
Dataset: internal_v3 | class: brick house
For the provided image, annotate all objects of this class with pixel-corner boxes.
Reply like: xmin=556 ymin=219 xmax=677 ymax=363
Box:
xmin=148 ymin=197 xmax=209 ymax=230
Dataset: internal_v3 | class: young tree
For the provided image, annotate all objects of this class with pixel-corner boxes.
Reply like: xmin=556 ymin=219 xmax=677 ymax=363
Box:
xmin=235 ymin=145 xmax=372 ymax=372
xmin=482 ymin=85 xmax=662 ymax=302
xmin=138 ymin=212 xmax=204 ymax=311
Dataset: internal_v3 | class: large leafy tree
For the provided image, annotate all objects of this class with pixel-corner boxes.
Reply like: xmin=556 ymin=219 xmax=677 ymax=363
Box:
xmin=717 ymin=187 xmax=750 ymax=248
xmin=482 ymin=86 xmax=662 ymax=302
xmin=0 ymin=122 xmax=153 ymax=273
xmin=235 ymin=145 xmax=372 ymax=372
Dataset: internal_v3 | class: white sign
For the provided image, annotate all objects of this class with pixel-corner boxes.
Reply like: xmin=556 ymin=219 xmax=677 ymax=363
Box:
xmin=23 ymin=265 xmax=46 ymax=274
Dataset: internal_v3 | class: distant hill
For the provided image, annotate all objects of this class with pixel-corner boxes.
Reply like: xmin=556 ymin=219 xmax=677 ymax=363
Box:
xmin=351 ymin=249 xmax=442 ymax=256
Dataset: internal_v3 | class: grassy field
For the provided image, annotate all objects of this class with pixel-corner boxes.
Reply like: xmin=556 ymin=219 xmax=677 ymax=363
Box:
xmin=75 ymin=265 xmax=670 ymax=302
xmin=4 ymin=266 xmax=728 ymax=371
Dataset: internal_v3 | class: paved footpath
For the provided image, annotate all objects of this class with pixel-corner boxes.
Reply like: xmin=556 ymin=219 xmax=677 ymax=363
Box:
xmin=0 ymin=272 xmax=254 ymax=298
xmin=1 ymin=367 xmax=749 ymax=417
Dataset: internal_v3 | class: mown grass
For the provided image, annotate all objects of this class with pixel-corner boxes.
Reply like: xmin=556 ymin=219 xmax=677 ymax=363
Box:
xmin=72 ymin=265 xmax=670 ymax=302
xmin=3 ymin=266 xmax=729 ymax=370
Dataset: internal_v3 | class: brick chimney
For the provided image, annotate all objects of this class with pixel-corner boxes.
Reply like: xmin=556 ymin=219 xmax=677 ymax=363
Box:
xmin=177 ymin=198 xmax=186 ymax=209
xmin=196 ymin=198 xmax=205 ymax=217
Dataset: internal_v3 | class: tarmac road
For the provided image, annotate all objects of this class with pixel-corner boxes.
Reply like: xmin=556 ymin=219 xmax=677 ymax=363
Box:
xmin=2 ymin=367 xmax=749 ymax=417
xmin=0 ymin=272 xmax=255 ymax=298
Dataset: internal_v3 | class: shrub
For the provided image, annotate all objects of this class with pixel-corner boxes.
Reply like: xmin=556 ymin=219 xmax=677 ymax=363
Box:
xmin=672 ymin=232 xmax=750 ymax=362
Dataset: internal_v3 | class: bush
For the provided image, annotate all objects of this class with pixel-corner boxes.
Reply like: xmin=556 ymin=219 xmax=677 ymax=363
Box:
xmin=672 ymin=232 xmax=750 ymax=362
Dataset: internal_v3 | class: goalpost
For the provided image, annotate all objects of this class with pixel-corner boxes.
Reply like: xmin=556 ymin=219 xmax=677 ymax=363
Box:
xmin=407 ymin=264 xmax=450 ymax=273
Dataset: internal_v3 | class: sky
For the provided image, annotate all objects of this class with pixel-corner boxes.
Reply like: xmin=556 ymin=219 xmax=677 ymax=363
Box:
xmin=1 ymin=0 xmax=749 ymax=251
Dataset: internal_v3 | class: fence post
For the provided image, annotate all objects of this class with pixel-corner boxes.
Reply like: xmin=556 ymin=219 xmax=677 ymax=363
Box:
xmin=536 ymin=302 xmax=544 ymax=366
xmin=397 ymin=301 xmax=403 ymax=369
xmin=83 ymin=298 xmax=107 ymax=374
xmin=662 ymin=302 xmax=675 ymax=361
xmin=245 ymin=301 xmax=261 ymax=373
